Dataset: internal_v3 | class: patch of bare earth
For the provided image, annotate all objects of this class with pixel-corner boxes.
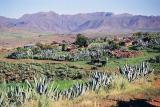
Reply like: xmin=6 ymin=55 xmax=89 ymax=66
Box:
xmin=148 ymin=96 xmax=160 ymax=107
xmin=92 ymin=79 xmax=160 ymax=107
xmin=147 ymin=79 xmax=160 ymax=107
xmin=0 ymin=34 xmax=75 ymax=49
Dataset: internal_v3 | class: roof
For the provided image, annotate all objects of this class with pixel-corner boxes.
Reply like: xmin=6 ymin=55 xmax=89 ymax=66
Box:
xmin=24 ymin=44 xmax=35 ymax=47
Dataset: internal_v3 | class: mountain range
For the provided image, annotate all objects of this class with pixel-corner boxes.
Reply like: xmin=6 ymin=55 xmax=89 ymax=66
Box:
xmin=0 ymin=11 xmax=160 ymax=34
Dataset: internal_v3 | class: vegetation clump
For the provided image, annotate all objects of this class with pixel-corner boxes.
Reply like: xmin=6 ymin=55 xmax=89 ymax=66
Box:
xmin=0 ymin=62 xmax=86 ymax=82
xmin=75 ymin=34 xmax=89 ymax=47
xmin=119 ymin=62 xmax=153 ymax=82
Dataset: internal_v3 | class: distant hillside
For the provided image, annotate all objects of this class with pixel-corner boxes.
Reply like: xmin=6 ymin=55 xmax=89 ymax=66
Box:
xmin=0 ymin=11 xmax=160 ymax=34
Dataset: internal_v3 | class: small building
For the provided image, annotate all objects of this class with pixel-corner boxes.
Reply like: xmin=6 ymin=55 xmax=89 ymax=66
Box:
xmin=24 ymin=44 xmax=35 ymax=48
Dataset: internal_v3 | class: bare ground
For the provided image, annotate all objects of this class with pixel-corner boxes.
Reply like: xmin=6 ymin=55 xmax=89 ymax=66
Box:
xmin=0 ymin=34 xmax=75 ymax=49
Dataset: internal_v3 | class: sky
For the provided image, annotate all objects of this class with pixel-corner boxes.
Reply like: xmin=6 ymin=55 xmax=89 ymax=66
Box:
xmin=0 ymin=0 xmax=160 ymax=18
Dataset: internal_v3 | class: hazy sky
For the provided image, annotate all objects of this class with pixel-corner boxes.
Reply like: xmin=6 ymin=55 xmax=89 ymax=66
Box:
xmin=0 ymin=0 xmax=160 ymax=18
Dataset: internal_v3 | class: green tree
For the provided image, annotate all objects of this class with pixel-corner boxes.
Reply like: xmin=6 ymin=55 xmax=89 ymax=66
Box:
xmin=75 ymin=34 xmax=89 ymax=47
xmin=62 ymin=40 xmax=67 ymax=51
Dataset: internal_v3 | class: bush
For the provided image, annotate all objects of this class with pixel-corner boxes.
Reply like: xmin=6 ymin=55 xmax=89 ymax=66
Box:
xmin=62 ymin=43 xmax=66 ymax=51
xmin=149 ymin=55 xmax=160 ymax=63
xmin=75 ymin=34 xmax=89 ymax=47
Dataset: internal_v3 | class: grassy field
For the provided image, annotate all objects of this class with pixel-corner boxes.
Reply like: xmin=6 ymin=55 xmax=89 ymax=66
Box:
xmin=106 ymin=51 xmax=159 ymax=67
xmin=67 ymin=51 xmax=160 ymax=72
xmin=0 ymin=79 xmax=84 ymax=91
xmin=0 ymin=50 xmax=159 ymax=72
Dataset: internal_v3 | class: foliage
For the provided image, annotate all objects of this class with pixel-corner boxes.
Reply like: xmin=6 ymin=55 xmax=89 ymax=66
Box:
xmin=0 ymin=71 xmax=114 ymax=106
xmin=75 ymin=34 xmax=89 ymax=47
xmin=36 ymin=43 xmax=54 ymax=50
xmin=62 ymin=43 xmax=67 ymax=51
xmin=150 ymin=63 xmax=160 ymax=75
xmin=0 ymin=62 xmax=87 ymax=82
xmin=148 ymin=55 xmax=160 ymax=63
xmin=119 ymin=62 xmax=153 ymax=82
xmin=131 ymin=32 xmax=160 ymax=51
xmin=0 ymin=62 xmax=155 ymax=107
xmin=108 ymin=40 xmax=120 ymax=50
xmin=133 ymin=32 xmax=160 ymax=40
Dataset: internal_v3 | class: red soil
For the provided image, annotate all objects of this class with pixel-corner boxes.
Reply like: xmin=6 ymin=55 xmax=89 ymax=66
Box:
xmin=112 ymin=50 xmax=143 ymax=58
xmin=148 ymin=96 xmax=160 ymax=107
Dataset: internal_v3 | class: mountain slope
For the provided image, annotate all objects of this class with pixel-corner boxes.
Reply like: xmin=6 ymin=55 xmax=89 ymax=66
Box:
xmin=0 ymin=11 xmax=160 ymax=33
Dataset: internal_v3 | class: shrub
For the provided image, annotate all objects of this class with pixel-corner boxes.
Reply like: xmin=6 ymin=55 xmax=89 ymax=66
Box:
xmin=62 ymin=43 xmax=66 ymax=51
xmin=75 ymin=34 xmax=89 ymax=47
xmin=149 ymin=55 xmax=160 ymax=63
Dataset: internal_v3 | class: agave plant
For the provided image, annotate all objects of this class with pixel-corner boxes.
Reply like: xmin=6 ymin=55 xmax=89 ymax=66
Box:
xmin=31 ymin=77 xmax=50 ymax=95
xmin=0 ymin=93 xmax=5 ymax=107
xmin=119 ymin=62 xmax=153 ymax=82
xmin=6 ymin=85 xmax=27 ymax=106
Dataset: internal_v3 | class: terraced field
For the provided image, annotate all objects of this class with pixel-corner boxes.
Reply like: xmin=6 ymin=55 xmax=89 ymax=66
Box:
xmin=0 ymin=33 xmax=160 ymax=107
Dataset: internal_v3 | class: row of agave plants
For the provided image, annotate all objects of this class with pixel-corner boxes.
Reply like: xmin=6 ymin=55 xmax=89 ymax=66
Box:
xmin=132 ymin=38 xmax=160 ymax=51
xmin=0 ymin=71 xmax=113 ymax=107
xmin=8 ymin=49 xmax=89 ymax=61
xmin=8 ymin=43 xmax=111 ymax=62
xmin=0 ymin=62 xmax=153 ymax=106
xmin=119 ymin=62 xmax=153 ymax=82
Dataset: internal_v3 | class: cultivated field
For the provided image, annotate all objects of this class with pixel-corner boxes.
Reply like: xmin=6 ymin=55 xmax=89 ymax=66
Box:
xmin=0 ymin=32 xmax=160 ymax=107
